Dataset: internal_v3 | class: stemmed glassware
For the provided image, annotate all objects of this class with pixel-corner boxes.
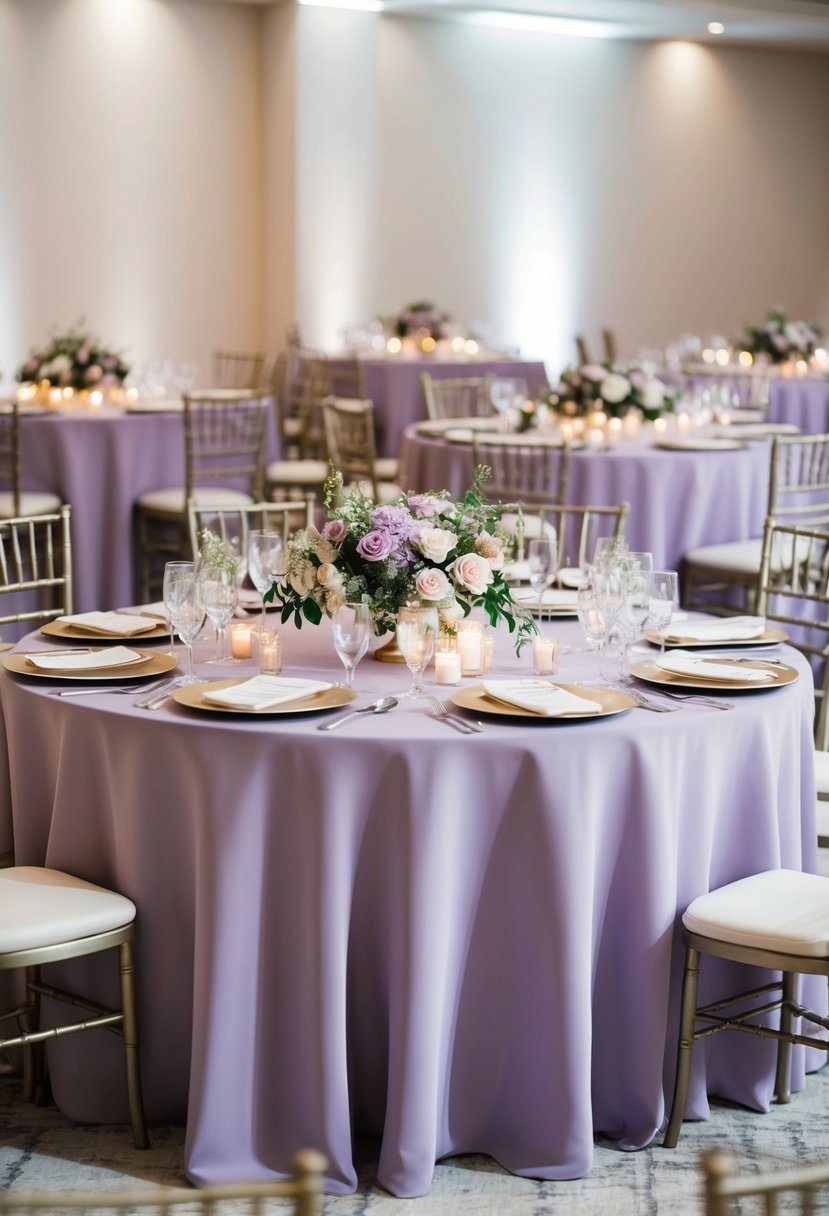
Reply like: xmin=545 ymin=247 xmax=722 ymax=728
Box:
xmin=248 ymin=531 xmax=284 ymax=637
xmin=162 ymin=560 xmax=193 ymax=659
xmin=649 ymin=570 xmax=680 ymax=652
xmin=527 ymin=537 xmax=558 ymax=606
xmin=616 ymin=551 xmax=654 ymax=683
xmin=331 ymin=602 xmax=371 ymax=688
xmin=490 ymin=378 xmax=528 ymax=431
xmin=395 ymin=605 xmax=438 ymax=698
xmin=576 ymin=584 xmax=617 ymax=683
xmin=164 ymin=564 xmax=205 ymax=684
xmin=198 ymin=566 xmax=238 ymax=665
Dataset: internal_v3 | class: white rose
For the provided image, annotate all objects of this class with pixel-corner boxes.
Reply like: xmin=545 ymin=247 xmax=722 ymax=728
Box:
xmin=49 ymin=354 xmax=71 ymax=375
xmin=449 ymin=552 xmax=494 ymax=596
xmin=640 ymin=378 xmax=666 ymax=409
xmin=414 ymin=527 xmax=457 ymax=563
xmin=600 ymin=373 xmax=631 ymax=404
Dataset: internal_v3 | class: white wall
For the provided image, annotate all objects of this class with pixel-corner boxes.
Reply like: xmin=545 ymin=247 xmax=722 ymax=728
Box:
xmin=294 ymin=12 xmax=829 ymax=373
xmin=0 ymin=0 xmax=264 ymax=388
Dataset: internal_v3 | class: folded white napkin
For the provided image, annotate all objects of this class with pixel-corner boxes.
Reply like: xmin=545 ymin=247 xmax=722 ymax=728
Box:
xmin=26 ymin=646 xmax=145 ymax=671
xmin=444 ymin=428 xmax=476 ymax=443
xmin=60 ymin=612 xmax=158 ymax=637
xmin=514 ymin=589 xmax=578 ymax=609
xmin=416 ymin=417 xmax=500 ymax=436
xmin=482 ymin=679 xmax=601 ymax=716
xmin=664 ymin=615 xmax=767 ymax=644
xmin=202 ymin=675 xmax=332 ymax=710
xmin=655 ymin=651 xmax=775 ymax=683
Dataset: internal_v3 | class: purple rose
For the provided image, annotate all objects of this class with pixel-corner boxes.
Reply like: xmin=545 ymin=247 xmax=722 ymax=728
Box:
xmin=407 ymin=494 xmax=443 ymax=519
xmin=356 ymin=530 xmax=394 ymax=561
xmin=322 ymin=519 xmax=347 ymax=542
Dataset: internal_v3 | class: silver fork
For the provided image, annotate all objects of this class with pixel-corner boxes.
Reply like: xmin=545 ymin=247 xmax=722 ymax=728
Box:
xmin=426 ymin=696 xmax=484 ymax=734
xmin=624 ymin=687 xmax=676 ymax=713
xmin=647 ymin=687 xmax=734 ymax=710
xmin=51 ymin=677 xmax=171 ymax=699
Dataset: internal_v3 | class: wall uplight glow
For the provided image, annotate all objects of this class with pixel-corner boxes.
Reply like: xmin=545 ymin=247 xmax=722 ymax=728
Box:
xmin=455 ymin=10 xmax=620 ymax=38
xmin=299 ymin=0 xmax=384 ymax=10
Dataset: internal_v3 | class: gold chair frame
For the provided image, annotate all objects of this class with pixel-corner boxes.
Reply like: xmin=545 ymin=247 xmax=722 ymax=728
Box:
xmin=420 ymin=373 xmax=495 ymax=421
xmin=702 ymin=1148 xmax=829 ymax=1216
xmin=0 ymin=403 xmax=24 ymax=517
xmin=493 ymin=498 xmax=630 ymax=567
xmin=0 ymin=1150 xmax=327 ymax=1216
xmin=322 ymin=397 xmax=398 ymax=504
xmin=274 ymin=348 xmax=331 ymax=461
xmin=0 ymin=506 xmax=72 ymax=626
xmin=187 ymin=497 xmax=316 ymax=559
xmin=212 ymin=349 xmax=271 ymax=391
xmin=472 ymin=436 xmax=573 ymax=508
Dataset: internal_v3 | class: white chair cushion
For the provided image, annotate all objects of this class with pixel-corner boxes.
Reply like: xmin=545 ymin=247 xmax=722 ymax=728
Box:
xmin=0 ymin=491 xmax=62 ymax=518
xmin=136 ymin=487 xmax=254 ymax=514
xmin=816 ymin=750 xmax=829 ymax=798
xmin=266 ymin=460 xmax=329 ymax=486
xmin=0 ymin=867 xmax=135 ymax=953
xmin=375 ymin=458 xmax=400 ymax=482
xmin=684 ymin=536 xmax=812 ymax=577
xmin=683 ymin=869 xmax=829 ymax=958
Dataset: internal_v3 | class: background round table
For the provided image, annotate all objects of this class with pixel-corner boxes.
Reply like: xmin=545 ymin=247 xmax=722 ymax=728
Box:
xmin=768 ymin=376 xmax=829 ymax=432
xmin=0 ymin=619 xmax=818 ymax=1196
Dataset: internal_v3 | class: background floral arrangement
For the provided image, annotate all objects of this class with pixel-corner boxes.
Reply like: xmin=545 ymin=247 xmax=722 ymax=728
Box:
xmin=268 ymin=466 xmax=536 ymax=651
xmin=547 ymin=362 xmax=679 ymax=421
xmin=740 ymin=306 xmax=823 ymax=364
xmin=393 ymin=300 xmax=451 ymax=340
xmin=17 ymin=323 xmax=130 ymax=390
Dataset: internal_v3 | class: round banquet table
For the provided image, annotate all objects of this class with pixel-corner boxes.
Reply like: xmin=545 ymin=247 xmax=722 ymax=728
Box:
xmin=400 ymin=427 xmax=772 ymax=574
xmin=17 ymin=405 xmax=280 ymax=615
xmin=768 ymin=377 xmax=829 ymax=433
xmin=0 ymin=619 xmax=819 ymax=1196
xmin=328 ymin=355 xmax=550 ymax=458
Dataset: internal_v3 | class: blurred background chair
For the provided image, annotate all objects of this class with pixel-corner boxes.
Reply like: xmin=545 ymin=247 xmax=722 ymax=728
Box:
xmin=211 ymin=349 xmax=271 ymax=391
xmin=266 ymin=349 xmax=330 ymax=503
xmin=701 ymin=1148 xmax=829 ymax=1216
xmin=0 ymin=506 xmax=72 ymax=627
xmin=187 ymin=497 xmax=316 ymax=562
xmin=135 ymin=390 xmax=269 ymax=599
xmin=421 ymin=373 xmax=494 ymax=421
xmin=575 ymin=335 xmax=592 ymax=365
xmin=0 ymin=1150 xmax=328 ymax=1216
xmin=0 ymin=866 xmax=148 ymax=1149
xmin=322 ymin=397 xmax=400 ymax=504
xmin=602 ymin=328 xmax=619 ymax=364
xmin=683 ymin=432 xmax=829 ymax=615
xmin=0 ymin=404 xmax=62 ymax=519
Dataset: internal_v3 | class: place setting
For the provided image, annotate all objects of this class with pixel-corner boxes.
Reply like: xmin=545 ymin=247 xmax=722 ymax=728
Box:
xmin=2 ymin=644 xmax=176 ymax=682
xmin=40 ymin=609 xmax=170 ymax=642
xmin=629 ymin=649 xmax=798 ymax=693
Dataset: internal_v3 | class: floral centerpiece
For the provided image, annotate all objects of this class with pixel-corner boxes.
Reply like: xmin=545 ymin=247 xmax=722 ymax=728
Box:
xmin=393 ymin=301 xmax=451 ymax=340
xmin=740 ymin=307 xmax=823 ymax=365
xmin=267 ymin=466 xmax=536 ymax=652
xmin=17 ymin=322 xmax=130 ymax=391
xmin=547 ymin=362 xmax=678 ymax=422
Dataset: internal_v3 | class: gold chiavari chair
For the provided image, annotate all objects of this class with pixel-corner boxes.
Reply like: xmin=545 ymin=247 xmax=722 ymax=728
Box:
xmin=135 ymin=390 xmax=270 ymax=600
xmin=0 ymin=403 xmax=62 ymax=519
xmin=702 ymin=1148 xmax=829 ymax=1216
xmin=212 ymin=349 xmax=271 ymax=391
xmin=664 ymin=864 xmax=829 ymax=1149
xmin=266 ymin=350 xmax=330 ymax=501
xmin=472 ymin=435 xmax=572 ymax=507
xmin=328 ymin=353 xmax=366 ymax=400
xmin=602 ymin=328 xmax=619 ymax=364
xmin=575 ymin=335 xmax=592 ymax=365
xmin=322 ymin=397 xmax=401 ymax=504
xmin=0 ymin=506 xmax=73 ymax=627
xmin=0 ymin=1151 xmax=328 ymax=1216
xmin=683 ymin=432 xmax=829 ymax=615
xmin=420 ymin=373 xmax=494 ymax=421
xmin=187 ymin=496 xmax=316 ymax=560
xmin=0 ymin=867 xmax=148 ymax=1149
xmin=506 ymin=500 xmax=630 ymax=568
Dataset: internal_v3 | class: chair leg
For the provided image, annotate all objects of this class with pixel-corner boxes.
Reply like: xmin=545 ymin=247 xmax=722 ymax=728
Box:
xmin=118 ymin=940 xmax=149 ymax=1149
xmin=20 ymin=965 xmax=42 ymax=1103
xmin=664 ymin=945 xmax=700 ymax=1148
xmin=775 ymin=970 xmax=797 ymax=1105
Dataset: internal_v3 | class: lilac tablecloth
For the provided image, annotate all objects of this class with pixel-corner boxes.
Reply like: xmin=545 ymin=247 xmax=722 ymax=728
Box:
xmin=768 ymin=378 xmax=829 ymax=432
xmin=0 ymin=618 xmax=818 ymax=1196
xmin=332 ymin=357 xmax=549 ymax=458
xmin=400 ymin=429 xmax=771 ymax=574
xmin=18 ymin=407 xmax=280 ymax=613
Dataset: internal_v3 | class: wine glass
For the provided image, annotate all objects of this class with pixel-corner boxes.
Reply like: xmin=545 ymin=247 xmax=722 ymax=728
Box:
xmin=331 ymin=602 xmax=371 ymax=688
xmin=162 ymin=560 xmax=193 ymax=659
xmin=649 ymin=570 xmax=680 ymax=652
xmin=616 ymin=551 xmax=654 ymax=682
xmin=576 ymin=584 xmax=615 ymax=683
xmin=198 ymin=566 xmax=238 ymax=665
xmin=490 ymin=378 xmax=527 ymax=431
xmin=527 ymin=536 xmax=558 ymax=612
xmin=166 ymin=567 xmax=205 ymax=684
xmin=248 ymin=531 xmax=284 ymax=636
xmin=395 ymin=605 xmax=438 ymax=697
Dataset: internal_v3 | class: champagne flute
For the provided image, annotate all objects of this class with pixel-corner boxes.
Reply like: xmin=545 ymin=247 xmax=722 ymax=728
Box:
xmin=576 ymin=584 xmax=614 ymax=683
xmin=331 ymin=602 xmax=371 ymax=688
xmin=616 ymin=552 xmax=653 ymax=683
xmin=162 ymin=560 xmax=193 ymax=659
xmin=166 ymin=568 xmax=205 ymax=684
xmin=649 ymin=570 xmax=680 ymax=653
xmin=395 ymin=605 xmax=438 ymax=698
xmin=527 ymin=536 xmax=558 ymax=607
xmin=198 ymin=566 xmax=238 ymax=665
xmin=248 ymin=530 xmax=284 ymax=637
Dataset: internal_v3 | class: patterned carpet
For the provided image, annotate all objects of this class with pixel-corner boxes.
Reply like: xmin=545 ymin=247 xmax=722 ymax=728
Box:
xmin=2 ymin=1067 xmax=829 ymax=1214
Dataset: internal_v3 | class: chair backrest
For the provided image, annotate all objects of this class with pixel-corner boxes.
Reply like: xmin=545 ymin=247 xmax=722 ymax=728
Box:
xmin=489 ymin=497 xmax=630 ymax=568
xmin=575 ymin=335 xmax=592 ymax=365
xmin=420 ymin=373 xmax=494 ymax=421
xmin=472 ymin=437 xmax=572 ymax=507
xmin=766 ymin=433 xmax=829 ymax=528
xmin=0 ymin=506 xmax=72 ymax=625
xmin=277 ymin=348 xmax=331 ymax=459
xmin=187 ymin=497 xmax=315 ymax=561
xmin=702 ymin=1148 xmax=829 ymax=1216
xmin=212 ymin=349 xmax=270 ymax=391
xmin=322 ymin=397 xmax=381 ymax=500
xmin=756 ymin=516 xmax=829 ymax=747
xmin=0 ymin=403 xmax=23 ymax=516
xmin=601 ymin=328 xmax=618 ymax=364
xmin=182 ymin=390 xmax=270 ymax=503
xmin=328 ymin=355 xmax=366 ymax=400
xmin=0 ymin=1150 xmax=327 ymax=1216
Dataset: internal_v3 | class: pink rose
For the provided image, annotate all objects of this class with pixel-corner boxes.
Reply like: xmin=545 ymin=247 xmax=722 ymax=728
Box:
xmin=415 ymin=567 xmax=451 ymax=601
xmin=76 ymin=345 xmax=90 ymax=364
xmin=449 ymin=552 xmax=493 ymax=596
xmin=85 ymin=364 xmax=103 ymax=383
xmin=322 ymin=519 xmax=347 ymax=542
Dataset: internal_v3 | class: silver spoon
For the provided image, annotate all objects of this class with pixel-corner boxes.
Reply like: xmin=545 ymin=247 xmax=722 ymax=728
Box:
xmin=317 ymin=696 xmax=398 ymax=731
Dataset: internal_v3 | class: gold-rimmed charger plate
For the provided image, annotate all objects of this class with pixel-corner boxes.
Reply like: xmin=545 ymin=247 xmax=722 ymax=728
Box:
xmin=3 ymin=649 xmax=177 ymax=682
xmin=41 ymin=618 xmax=170 ymax=643
xmin=643 ymin=627 xmax=788 ymax=649
xmin=171 ymin=679 xmax=355 ymax=716
xmin=654 ymin=438 xmax=746 ymax=452
xmin=451 ymin=682 xmax=635 ymax=720
xmin=512 ymin=599 xmax=579 ymax=617
xmin=630 ymin=658 xmax=798 ymax=692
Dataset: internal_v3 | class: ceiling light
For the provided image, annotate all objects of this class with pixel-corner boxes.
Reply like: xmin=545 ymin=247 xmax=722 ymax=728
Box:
xmin=455 ymin=10 xmax=619 ymax=38
xmin=707 ymin=21 xmax=725 ymax=35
